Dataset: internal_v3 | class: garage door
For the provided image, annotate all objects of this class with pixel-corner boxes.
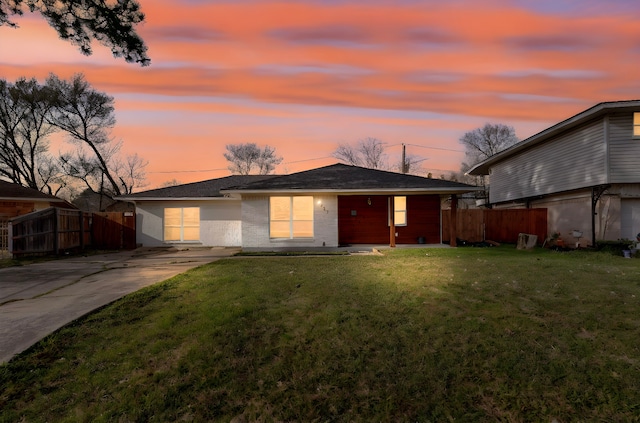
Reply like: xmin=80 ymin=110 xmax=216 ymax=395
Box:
xmin=620 ymin=199 xmax=640 ymax=240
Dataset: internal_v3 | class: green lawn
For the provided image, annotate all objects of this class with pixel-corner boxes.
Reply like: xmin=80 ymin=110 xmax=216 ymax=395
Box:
xmin=2 ymin=246 xmax=640 ymax=422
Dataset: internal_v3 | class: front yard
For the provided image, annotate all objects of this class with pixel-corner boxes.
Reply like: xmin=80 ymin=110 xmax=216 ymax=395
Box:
xmin=1 ymin=246 xmax=639 ymax=422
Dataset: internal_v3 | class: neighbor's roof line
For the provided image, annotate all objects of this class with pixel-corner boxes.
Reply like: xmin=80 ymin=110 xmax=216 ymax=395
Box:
xmin=467 ymin=99 xmax=640 ymax=175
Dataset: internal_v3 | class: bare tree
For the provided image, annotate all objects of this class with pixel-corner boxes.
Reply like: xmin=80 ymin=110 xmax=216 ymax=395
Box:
xmin=47 ymin=73 xmax=148 ymax=196
xmin=395 ymin=152 xmax=426 ymax=175
xmin=459 ymin=123 xmax=519 ymax=167
xmin=0 ymin=73 xmax=147 ymax=196
xmin=113 ymin=152 xmax=148 ymax=194
xmin=37 ymin=154 xmax=68 ymax=196
xmin=0 ymin=0 xmax=149 ymax=65
xmin=224 ymin=143 xmax=283 ymax=175
xmin=58 ymin=148 xmax=103 ymax=193
xmin=333 ymin=143 xmax=362 ymax=167
xmin=57 ymin=133 xmax=147 ymax=196
xmin=256 ymin=145 xmax=282 ymax=175
xmin=0 ymin=77 xmax=60 ymax=191
xmin=159 ymin=178 xmax=182 ymax=188
xmin=458 ymin=123 xmax=519 ymax=196
xmin=333 ymin=137 xmax=388 ymax=169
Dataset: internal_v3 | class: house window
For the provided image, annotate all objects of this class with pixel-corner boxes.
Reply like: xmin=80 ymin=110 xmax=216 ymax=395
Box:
xmin=634 ymin=112 xmax=640 ymax=137
xmin=270 ymin=196 xmax=314 ymax=238
xmin=164 ymin=207 xmax=200 ymax=241
xmin=389 ymin=196 xmax=407 ymax=226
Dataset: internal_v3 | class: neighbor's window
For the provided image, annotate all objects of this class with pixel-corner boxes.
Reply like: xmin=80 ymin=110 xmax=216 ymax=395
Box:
xmin=164 ymin=207 xmax=200 ymax=241
xmin=634 ymin=112 xmax=640 ymax=137
xmin=270 ymin=196 xmax=314 ymax=238
xmin=390 ymin=196 xmax=407 ymax=226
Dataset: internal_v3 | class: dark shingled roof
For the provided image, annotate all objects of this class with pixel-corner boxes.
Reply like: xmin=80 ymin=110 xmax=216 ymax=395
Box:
xmin=0 ymin=180 xmax=68 ymax=202
xmin=118 ymin=175 xmax=278 ymax=199
xmin=223 ymin=163 xmax=479 ymax=192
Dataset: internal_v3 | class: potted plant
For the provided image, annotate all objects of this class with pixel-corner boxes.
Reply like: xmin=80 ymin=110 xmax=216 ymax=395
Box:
xmin=546 ymin=231 xmax=564 ymax=249
xmin=552 ymin=232 xmax=564 ymax=247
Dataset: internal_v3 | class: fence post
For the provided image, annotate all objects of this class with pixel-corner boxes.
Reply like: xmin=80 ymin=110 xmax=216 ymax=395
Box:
xmin=449 ymin=195 xmax=458 ymax=247
xmin=8 ymin=221 xmax=13 ymax=257
xmin=79 ymin=210 xmax=85 ymax=250
xmin=53 ymin=207 xmax=59 ymax=255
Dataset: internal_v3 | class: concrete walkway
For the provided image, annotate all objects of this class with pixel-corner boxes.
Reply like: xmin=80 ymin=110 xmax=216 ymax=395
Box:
xmin=0 ymin=247 xmax=237 ymax=364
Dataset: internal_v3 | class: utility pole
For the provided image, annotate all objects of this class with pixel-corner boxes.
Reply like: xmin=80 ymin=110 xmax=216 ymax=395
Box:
xmin=401 ymin=143 xmax=407 ymax=174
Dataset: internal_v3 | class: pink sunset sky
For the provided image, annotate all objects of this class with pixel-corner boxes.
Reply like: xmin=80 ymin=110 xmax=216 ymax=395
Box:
xmin=1 ymin=0 xmax=639 ymax=189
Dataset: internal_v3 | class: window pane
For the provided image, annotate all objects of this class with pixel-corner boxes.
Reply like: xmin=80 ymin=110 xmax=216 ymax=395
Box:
xmin=183 ymin=227 xmax=200 ymax=241
xmin=164 ymin=208 xmax=181 ymax=226
xmin=395 ymin=211 xmax=407 ymax=226
xmin=183 ymin=208 xmax=200 ymax=227
xmin=164 ymin=208 xmax=181 ymax=241
xmin=292 ymin=196 xmax=314 ymax=220
xmin=634 ymin=113 xmax=640 ymax=136
xmin=164 ymin=227 xmax=181 ymax=241
xmin=270 ymin=197 xmax=290 ymax=221
xmin=293 ymin=221 xmax=314 ymax=237
xmin=393 ymin=196 xmax=407 ymax=225
xmin=270 ymin=221 xmax=290 ymax=238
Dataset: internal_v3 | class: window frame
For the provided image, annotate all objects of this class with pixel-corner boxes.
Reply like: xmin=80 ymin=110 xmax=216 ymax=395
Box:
xmin=389 ymin=196 xmax=407 ymax=227
xmin=163 ymin=207 xmax=200 ymax=242
xmin=634 ymin=112 xmax=640 ymax=138
xmin=269 ymin=196 xmax=314 ymax=239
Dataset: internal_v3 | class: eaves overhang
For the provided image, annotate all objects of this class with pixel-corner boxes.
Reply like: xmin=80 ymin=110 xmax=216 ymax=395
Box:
xmin=115 ymin=196 xmax=238 ymax=202
xmin=0 ymin=196 xmax=66 ymax=202
xmin=221 ymin=187 xmax=482 ymax=196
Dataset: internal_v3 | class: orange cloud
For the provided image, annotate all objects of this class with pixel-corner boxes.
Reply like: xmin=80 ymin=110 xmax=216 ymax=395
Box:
xmin=1 ymin=0 xmax=639 ymax=187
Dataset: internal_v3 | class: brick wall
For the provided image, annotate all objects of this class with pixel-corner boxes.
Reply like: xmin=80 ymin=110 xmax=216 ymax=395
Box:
xmin=241 ymin=194 xmax=339 ymax=249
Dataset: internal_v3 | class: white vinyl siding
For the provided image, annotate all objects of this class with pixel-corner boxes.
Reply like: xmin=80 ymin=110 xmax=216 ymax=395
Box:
xmin=608 ymin=112 xmax=640 ymax=183
xmin=489 ymin=118 xmax=606 ymax=203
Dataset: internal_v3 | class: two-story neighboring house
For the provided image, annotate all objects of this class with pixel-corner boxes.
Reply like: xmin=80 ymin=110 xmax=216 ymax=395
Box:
xmin=467 ymin=100 xmax=640 ymax=247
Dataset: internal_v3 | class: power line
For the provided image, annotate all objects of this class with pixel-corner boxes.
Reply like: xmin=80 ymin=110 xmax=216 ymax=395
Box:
xmin=404 ymin=143 xmax=464 ymax=153
xmin=383 ymin=142 xmax=464 ymax=153
xmin=283 ymin=156 xmax=334 ymax=165
xmin=148 ymin=167 xmax=228 ymax=174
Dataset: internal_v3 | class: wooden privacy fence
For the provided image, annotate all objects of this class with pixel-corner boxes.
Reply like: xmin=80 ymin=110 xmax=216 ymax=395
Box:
xmin=0 ymin=217 xmax=8 ymax=258
xmin=443 ymin=208 xmax=547 ymax=245
xmin=92 ymin=212 xmax=136 ymax=250
xmin=9 ymin=208 xmax=135 ymax=257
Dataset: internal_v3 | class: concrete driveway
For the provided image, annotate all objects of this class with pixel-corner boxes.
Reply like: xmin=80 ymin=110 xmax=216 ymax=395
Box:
xmin=0 ymin=247 xmax=238 ymax=364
